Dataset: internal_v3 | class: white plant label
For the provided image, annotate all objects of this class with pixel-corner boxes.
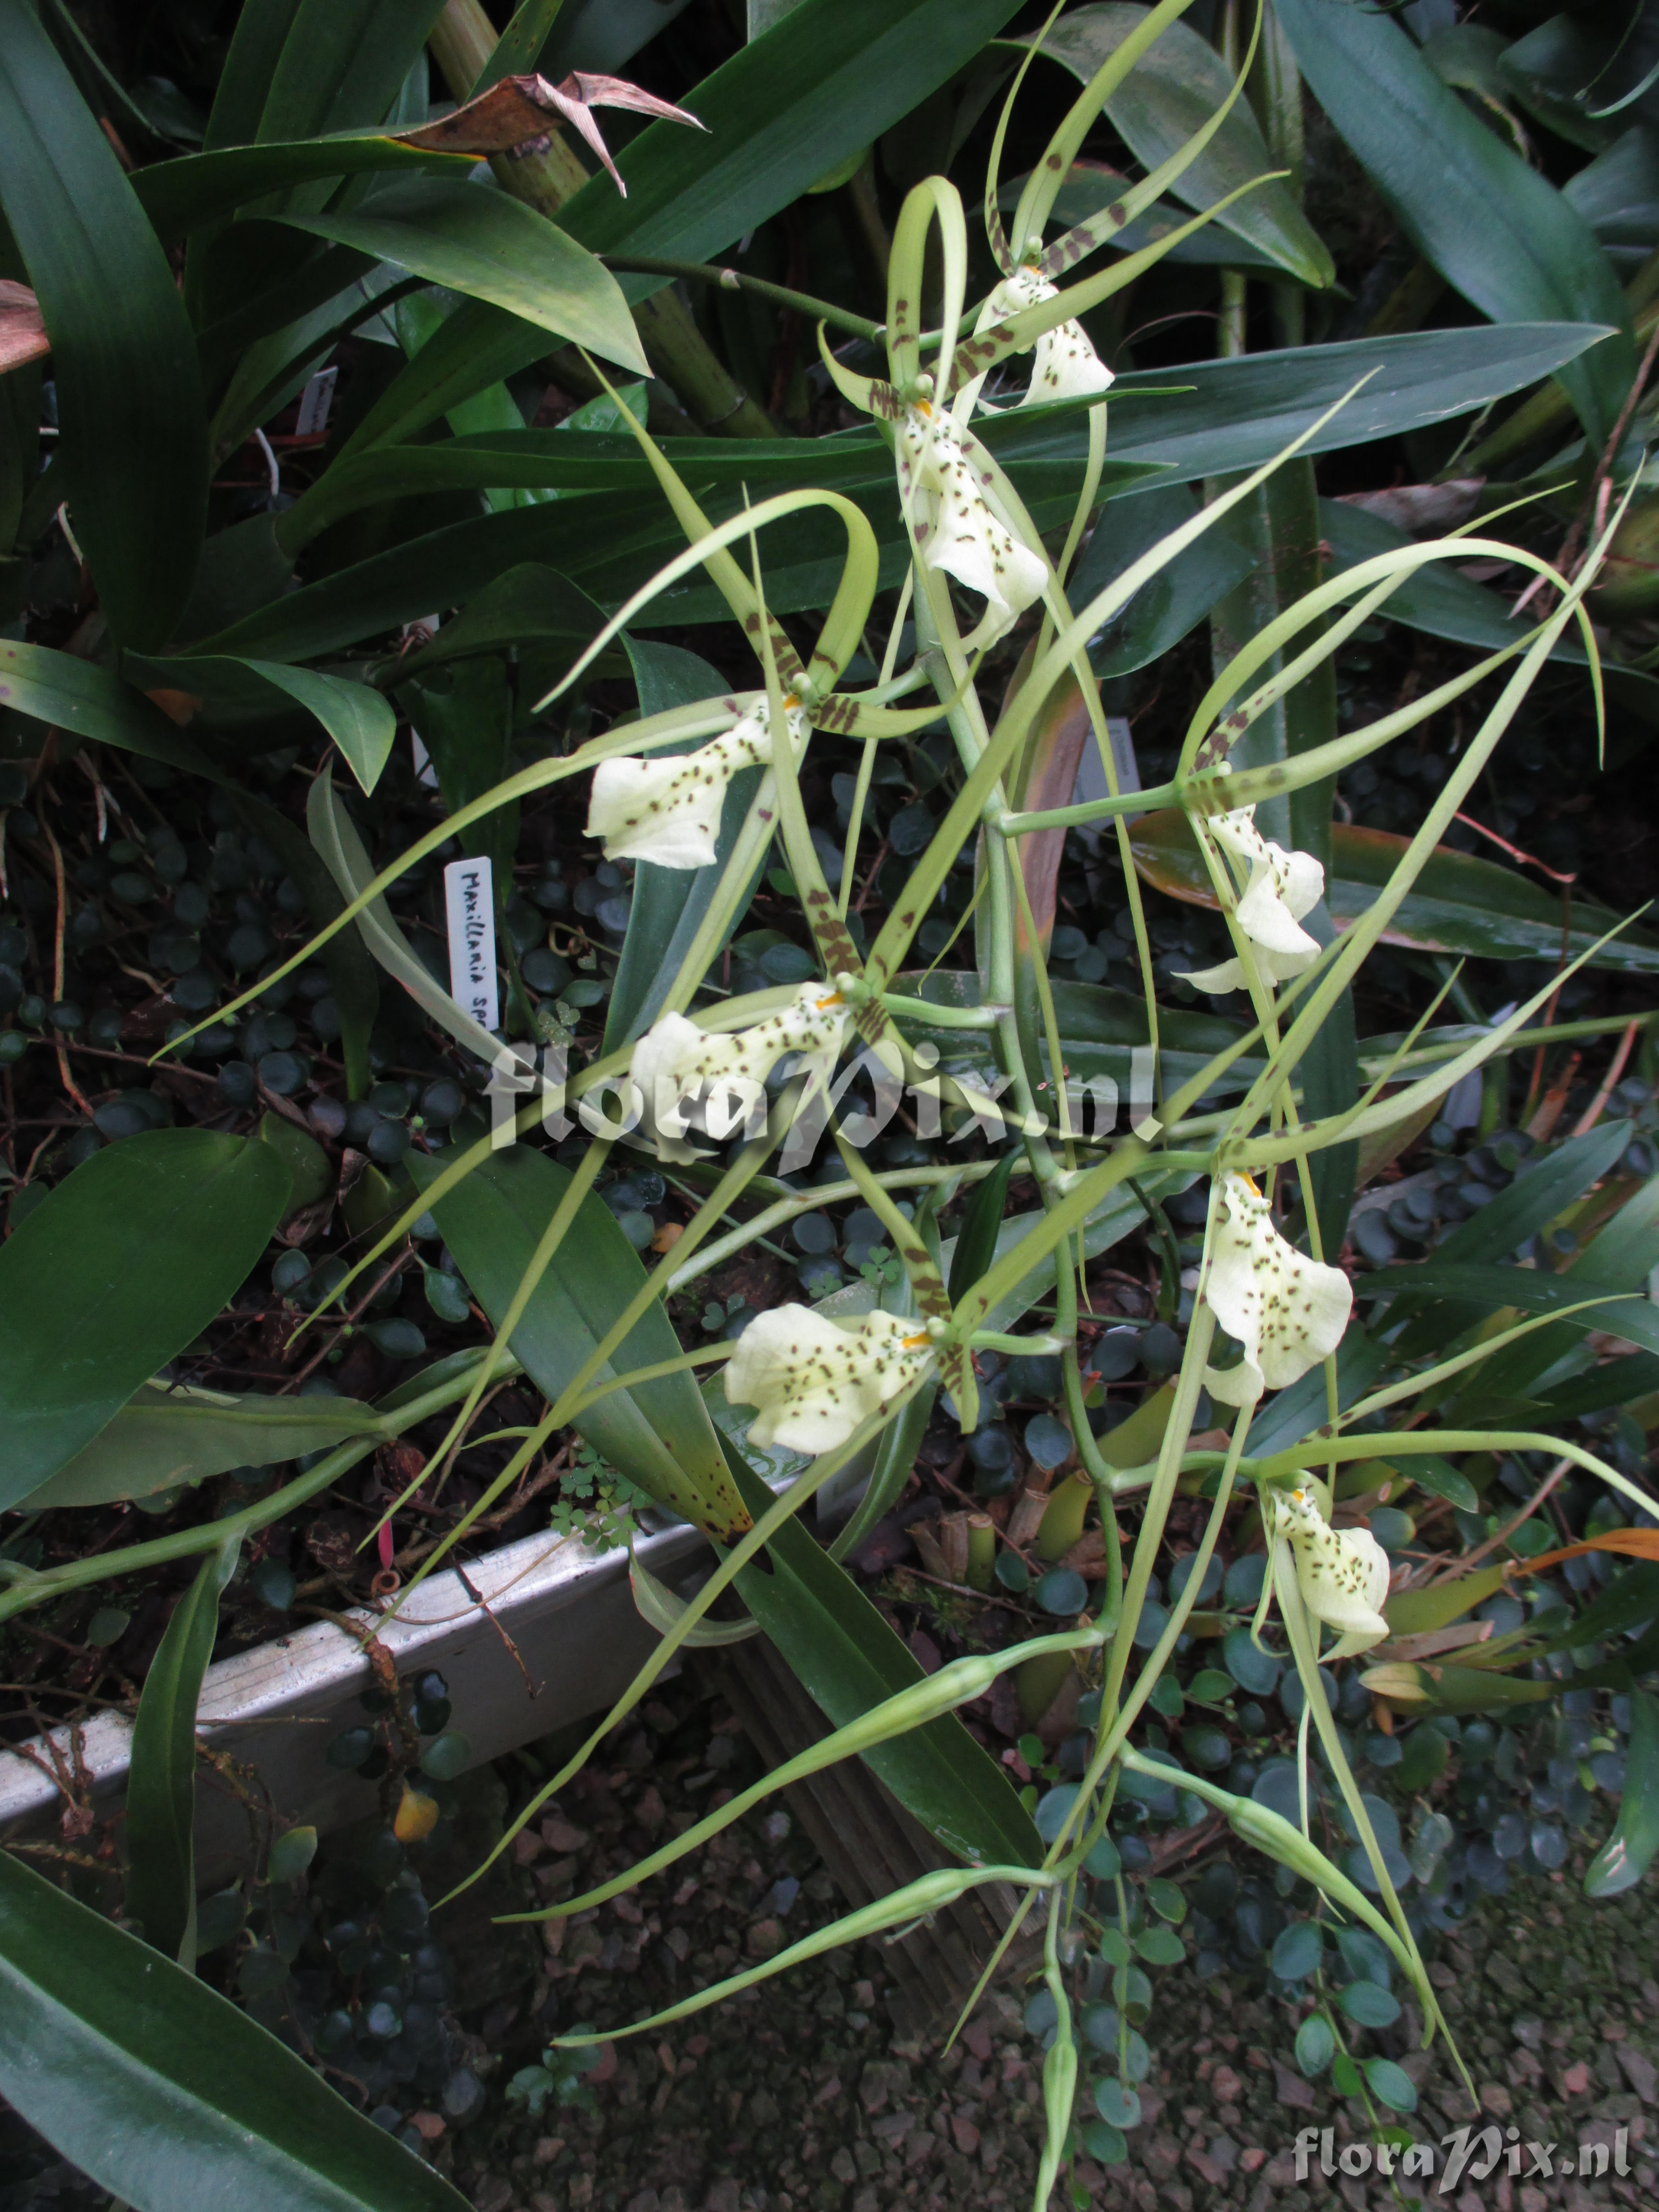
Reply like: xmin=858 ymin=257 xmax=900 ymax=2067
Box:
xmin=295 ymin=365 xmax=338 ymax=438
xmin=444 ymin=857 xmax=499 ymax=1033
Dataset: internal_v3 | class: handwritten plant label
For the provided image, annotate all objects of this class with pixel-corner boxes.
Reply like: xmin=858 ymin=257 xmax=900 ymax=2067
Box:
xmin=444 ymin=857 xmax=499 ymax=1033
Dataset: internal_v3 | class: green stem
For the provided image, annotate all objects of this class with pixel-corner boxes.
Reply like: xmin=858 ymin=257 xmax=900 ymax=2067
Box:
xmin=600 ymin=258 xmax=884 ymax=346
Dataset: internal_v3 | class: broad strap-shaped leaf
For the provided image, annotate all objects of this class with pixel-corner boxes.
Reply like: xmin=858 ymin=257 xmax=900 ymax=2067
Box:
xmin=1585 ymin=1688 xmax=1659 ymax=1897
xmin=720 ymin=1444 xmax=1042 ymax=1870
xmin=0 ymin=1848 xmax=468 ymax=2212
xmin=307 ymin=774 xmax=502 ymax=1066
xmin=381 ymin=566 xmax=607 ymax=685
xmin=409 ymin=1144 xmax=752 ymax=1541
xmin=273 ymin=176 xmax=648 ymax=373
xmin=0 ymin=640 xmax=222 ymax=780
xmin=125 ymin=653 xmax=396 ymax=795
xmin=133 ymin=140 xmax=470 ymax=240
xmin=199 ymin=325 xmax=1613 ymax=661
xmin=1277 ymin=0 xmax=1633 ymax=447
xmin=126 ymin=1538 xmax=239 ymax=1964
xmin=0 ymin=1132 xmax=291 ymax=1509
xmin=1008 ymin=2 xmax=1333 ymax=287
xmin=0 ymin=0 xmax=206 ymax=647
xmin=26 ymin=1385 xmax=382 ymax=1509
xmin=250 ymin=0 xmax=450 ymax=144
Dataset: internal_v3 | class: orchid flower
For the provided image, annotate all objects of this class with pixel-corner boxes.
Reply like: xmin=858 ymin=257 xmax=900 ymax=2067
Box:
xmin=1178 ymin=802 xmax=1325 ymax=996
xmin=627 ymin=979 xmax=851 ymax=1163
xmin=975 ymin=263 xmax=1114 ymax=406
xmin=586 ymin=695 xmax=800 ymax=869
xmin=1200 ymin=1172 xmax=1351 ymax=1405
xmin=1272 ymin=1484 xmax=1391 ymax=1660
xmin=725 ymin=1304 xmax=936 ymax=1456
xmin=897 ymin=391 xmax=1047 ymax=648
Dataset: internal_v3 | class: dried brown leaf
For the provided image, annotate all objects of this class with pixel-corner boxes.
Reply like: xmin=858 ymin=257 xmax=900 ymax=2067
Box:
xmin=0 ymin=279 xmax=48 ymax=377
xmin=390 ymin=71 xmax=704 ymax=197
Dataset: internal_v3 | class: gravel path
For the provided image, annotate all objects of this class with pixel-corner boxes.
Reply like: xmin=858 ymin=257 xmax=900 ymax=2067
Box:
xmin=455 ymin=1670 xmax=1659 ymax=2212
xmin=3 ymin=1665 xmax=1653 ymax=2212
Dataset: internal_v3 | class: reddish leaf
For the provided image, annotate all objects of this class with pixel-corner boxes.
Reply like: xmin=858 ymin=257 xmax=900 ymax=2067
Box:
xmin=1511 ymin=1528 xmax=1659 ymax=1578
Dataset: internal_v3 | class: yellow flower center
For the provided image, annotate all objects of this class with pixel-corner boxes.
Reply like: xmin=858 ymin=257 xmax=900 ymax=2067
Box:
xmin=902 ymin=1332 xmax=931 ymax=1350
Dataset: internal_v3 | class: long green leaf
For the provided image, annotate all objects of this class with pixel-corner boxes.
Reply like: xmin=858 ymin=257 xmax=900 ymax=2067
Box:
xmin=0 ymin=1848 xmax=469 ymax=2212
xmin=134 ymin=140 xmax=469 ymax=239
xmin=947 ymin=1151 xmax=1019 ymax=1305
xmin=125 ymin=653 xmax=395 ymax=794
xmin=1584 ymin=1688 xmax=1659 ymax=1897
xmin=256 ymin=0 xmax=449 ymax=143
xmin=385 ymin=564 xmax=606 ymax=684
xmin=720 ymin=1446 xmax=1042 ymax=1869
xmin=0 ymin=0 xmax=206 ymax=647
xmin=1071 ymin=481 xmax=1255 ymax=677
xmin=0 ymin=1133 xmax=291 ymax=1507
xmin=1361 ymin=1267 xmax=1659 ymax=1355
xmin=0 ymin=639 xmax=221 ymax=779
xmin=27 ymin=1385 xmax=381 ymax=1509
xmin=208 ymin=324 xmax=1611 ymax=658
xmin=274 ymin=177 xmax=648 ymax=373
xmin=1277 ymin=0 xmax=1633 ymax=446
xmin=1009 ymin=1 xmax=1332 ymax=286
xmin=306 ymin=775 xmax=501 ymax=1066
xmin=409 ymin=1145 xmax=751 ymax=1539
xmin=126 ymin=1538 xmax=239 ymax=1963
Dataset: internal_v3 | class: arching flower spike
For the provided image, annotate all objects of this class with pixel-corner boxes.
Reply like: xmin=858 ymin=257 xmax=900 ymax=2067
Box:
xmin=1201 ymin=1172 xmax=1351 ymax=1405
xmin=725 ymin=1305 xmax=936 ymax=1456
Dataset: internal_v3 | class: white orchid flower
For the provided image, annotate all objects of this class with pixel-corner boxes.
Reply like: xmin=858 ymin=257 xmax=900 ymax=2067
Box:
xmin=898 ymin=397 xmax=1047 ymax=649
xmin=585 ymin=695 xmax=800 ymax=869
xmin=1178 ymin=803 xmax=1325 ymax=996
xmin=1273 ymin=1484 xmax=1391 ymax=1660
xmin=978 ymin=263 xmax=1114 ymax=405
xmin=725 ymin=1304 xmax=936 ymax=1456
xmin=627 ymin=979 xmax=851 ymax=1163
xmin=1201 ymin=1172 xmax=1351 ymax=1406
